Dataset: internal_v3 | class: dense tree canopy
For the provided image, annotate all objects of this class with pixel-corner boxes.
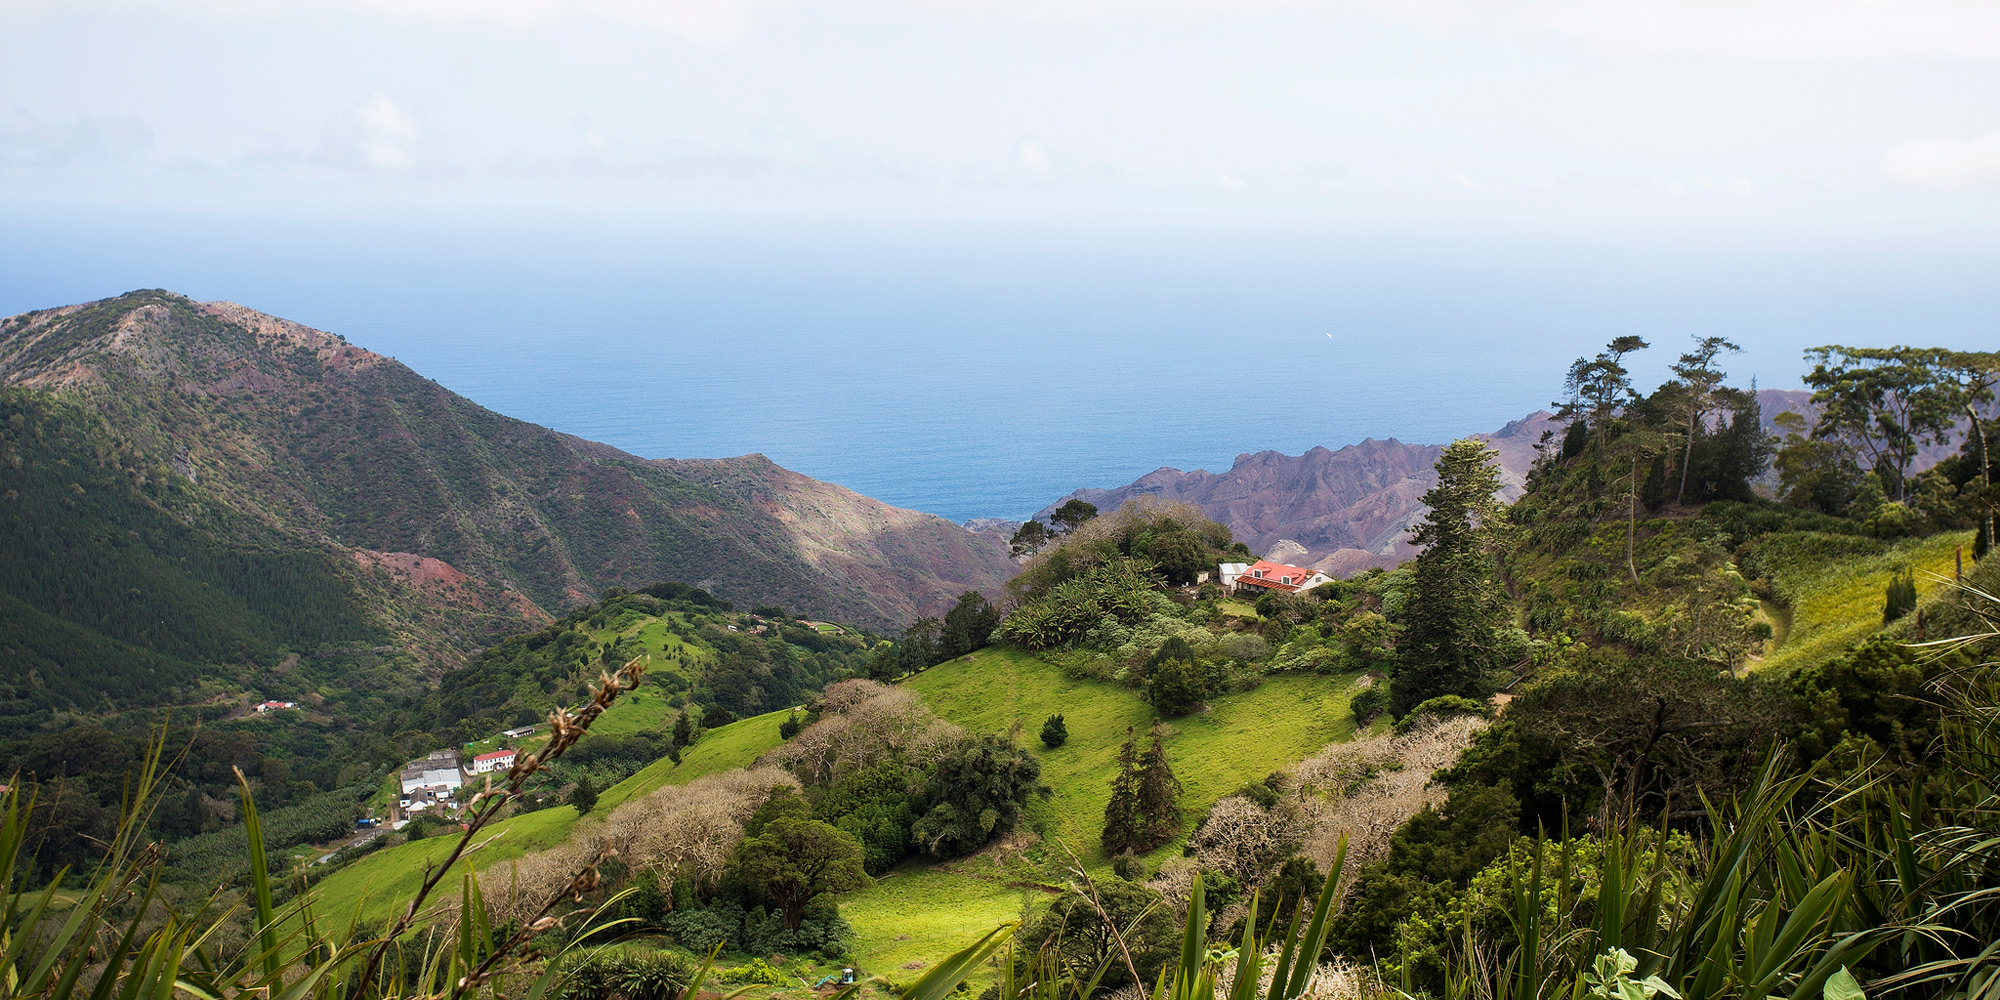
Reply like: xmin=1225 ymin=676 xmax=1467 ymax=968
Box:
xmin=734 ymin=816 xmax=871 ymax=929
xmin=911 ymin=736 xmax=1041 ymax=857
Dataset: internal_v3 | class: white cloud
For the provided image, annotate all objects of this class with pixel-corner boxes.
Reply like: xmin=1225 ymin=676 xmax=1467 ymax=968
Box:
xmin=18 ymin=0 xmax=772 ymax=44
xmin=353 ymin=0 xmax=767 ymax=43
xmin=1883 ymin=130 xmax=2000 ymax=191
xmin=348 ymin=93 xmax=420 ymax=170
xmin=0 ymin=107 xmax=151 ymax=168
xmin=242 ymin=93 xmax=444 ymax=173
xmin=1520 ymin=0 xmax=2000 ymax=59
xmin=489 ymin=117 xmax=909 ymax=182
xmin=1452 ymin=172 xmax=1498 ymax=191
xmin=1017 ymin=138 xmax=1052 ymax=175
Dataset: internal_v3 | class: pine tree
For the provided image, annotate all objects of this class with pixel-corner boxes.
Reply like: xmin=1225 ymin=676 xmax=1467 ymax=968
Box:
xmin=1883 ymin=569 xmax=1918 ymax=624
xmin=1134 ymin=722 xmax=1183 ymax=848
xmin=1101 ymin=729 xmax=1143 ymax=855
xmin=1394 ymin=439 xmax=1506 ymax=717
xmin=1641 ymin=452 xmax=1667 ymax=510
xmin=569 ymin=777 xmax=598 ymax=815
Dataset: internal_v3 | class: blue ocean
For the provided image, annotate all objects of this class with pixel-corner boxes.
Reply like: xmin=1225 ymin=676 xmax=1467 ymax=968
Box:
xmin=5 ymin=213 xmax=1996 ymax=522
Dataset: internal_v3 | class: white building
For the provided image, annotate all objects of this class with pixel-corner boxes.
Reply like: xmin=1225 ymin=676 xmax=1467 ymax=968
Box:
xmin=1217 ymin=563 xmax=1251 ymax=590
xmin=399 ymin=749 xmax=464 ymax=795
xmin=471 ymin=749 xmax=517 ymax=773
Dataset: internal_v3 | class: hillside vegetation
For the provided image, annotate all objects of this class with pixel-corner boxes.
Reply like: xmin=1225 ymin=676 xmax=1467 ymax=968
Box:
xmin=5 ymin=335 xmax=1997 ymax=1000
xmin=839 ymin=647 xmax=1368 ymax=974
xmin=309 ymin=707 xmax=792 ymax=927
xmin=0 ymin=288 xmax=1009 ymax=883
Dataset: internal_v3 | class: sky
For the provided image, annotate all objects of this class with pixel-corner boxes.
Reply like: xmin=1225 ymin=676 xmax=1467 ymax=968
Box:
xmin=5 ymin=0 xmax=2000 ymax=233
xmin=4 ymin=1 xmax=2000 ymax=518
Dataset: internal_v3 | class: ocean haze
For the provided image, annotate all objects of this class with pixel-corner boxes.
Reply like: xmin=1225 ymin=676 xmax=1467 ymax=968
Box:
xmin=4 ymin=212 xmax=1998 ymax=523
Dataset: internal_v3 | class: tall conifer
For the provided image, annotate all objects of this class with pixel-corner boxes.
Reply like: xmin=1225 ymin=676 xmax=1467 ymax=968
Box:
xmin=1135 ymin=722 xmax=1182 ymax=847
xmin=1101 ymin=728 xmax=1143 ymax=855
xmin=1394 ymin=439 xmax=1506 ymax=716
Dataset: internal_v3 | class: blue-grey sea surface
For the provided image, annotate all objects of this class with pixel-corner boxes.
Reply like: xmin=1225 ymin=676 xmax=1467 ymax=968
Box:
xmin=5 ymin=214 xmax=1996 ymax=522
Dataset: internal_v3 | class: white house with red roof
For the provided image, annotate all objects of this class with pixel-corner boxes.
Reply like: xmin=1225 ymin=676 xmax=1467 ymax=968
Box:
xmin=1231 ymin=559 xmax=1334 ymax=597
xmin=471 ymin=749 xmax=517 ymax=774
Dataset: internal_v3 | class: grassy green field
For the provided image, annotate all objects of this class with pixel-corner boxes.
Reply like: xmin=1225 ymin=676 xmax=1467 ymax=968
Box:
xmin=1217 ymin=599 xmax=1260 ymax=619
xmin=308 ymin=708 xmax=790 ymax=927
xmin=838 ymin=647 xmax=1365 ymax=975
xmin=315 ymin=646 xmax=1364 ymax=972
xmin=1758 ymin=530 xmax=1971 ymax=673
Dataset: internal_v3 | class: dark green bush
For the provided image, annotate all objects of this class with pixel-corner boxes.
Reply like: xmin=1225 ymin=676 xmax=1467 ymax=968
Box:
xmin=1040 ymin=713 xmax=1068 ymax=748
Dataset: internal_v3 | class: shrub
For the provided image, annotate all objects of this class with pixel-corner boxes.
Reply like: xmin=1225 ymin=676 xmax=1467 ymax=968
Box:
xmin=912 ymin=736 xmax=1042 ymax=857
xmin=1350 ymin=679 xmax=1392 ymax=726
xmin=1235 ymin=778 xmax=1281 ymax=810
xmin=1147 ymin=657 xmax=1220 ymax=716
xmin=719 ymin=958 xmax=787 ymax=986
xmin=1039 ymin=713 xmax=1068 ymax=748
xmin=551 ymin=950 xmax=693 ymax=1000
xmin=1394 ymin=695 xmax=1492 ymax=733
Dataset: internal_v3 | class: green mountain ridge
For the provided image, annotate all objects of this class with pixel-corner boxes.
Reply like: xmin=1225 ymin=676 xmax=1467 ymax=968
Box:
xmin=0 ymin=290 xmax=1014 ymax=729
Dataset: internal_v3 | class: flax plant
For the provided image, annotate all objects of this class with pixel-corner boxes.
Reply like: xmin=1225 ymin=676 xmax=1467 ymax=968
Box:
xmin=1430 ymin=588 xmax=2000 ymax=1000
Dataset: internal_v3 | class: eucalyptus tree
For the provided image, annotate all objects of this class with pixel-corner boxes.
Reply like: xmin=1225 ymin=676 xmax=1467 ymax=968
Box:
xmin=1927 ymin=349 xmax=2000 ymax=547
xmin=1670 ymin=335 xmax=1742 ymax=504
xmin=1559 ymin=336 xmax=1650 ymax=452
xmin=1804 ymin=345 xmax=1958 ymax=501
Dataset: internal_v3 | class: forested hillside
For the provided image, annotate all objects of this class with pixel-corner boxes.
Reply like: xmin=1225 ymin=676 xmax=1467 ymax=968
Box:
xmin=0 ymin=291 xmax=1014 ymax=642
xmin=5 ymin=333 xmax=1996 ymax=1000
xmin=0 ymin=288 xmax=1011 ymax=899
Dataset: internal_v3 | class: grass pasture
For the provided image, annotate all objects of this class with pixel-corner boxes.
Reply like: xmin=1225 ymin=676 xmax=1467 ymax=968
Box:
xmin=838 ymin=646 xmax=1365 ymax=974
xmin=1753 ymin=529 xmax=1971 ymax=673
xmin=1217 ymin=599 xmax=1260 ymax=619
xmin=314 ymin=646 xmax=1365 ymax=973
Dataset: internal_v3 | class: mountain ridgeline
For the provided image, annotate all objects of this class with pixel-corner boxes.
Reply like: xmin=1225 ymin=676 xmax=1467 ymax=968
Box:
xmin=0 ymin=290 xmax=1012 ymax=731
xmin=1032 ymin=387 xmax=1921 ymax=579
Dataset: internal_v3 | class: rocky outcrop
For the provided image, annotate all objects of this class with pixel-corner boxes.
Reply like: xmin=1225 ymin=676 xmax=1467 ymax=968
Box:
xmin=1037 ymin=410 xmax=1552 ymax=577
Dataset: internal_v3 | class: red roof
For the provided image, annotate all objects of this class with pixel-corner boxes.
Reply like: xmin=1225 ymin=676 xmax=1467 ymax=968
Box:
xmin=1236 ymin=560 xmax=1325 ymax=593
xmin=474 ymin=750 xmax=516 ymax=762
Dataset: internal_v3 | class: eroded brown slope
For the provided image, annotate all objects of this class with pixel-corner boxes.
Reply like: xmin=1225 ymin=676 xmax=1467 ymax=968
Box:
xmin=1040 ymin=412 xmax=1557 ymax=577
